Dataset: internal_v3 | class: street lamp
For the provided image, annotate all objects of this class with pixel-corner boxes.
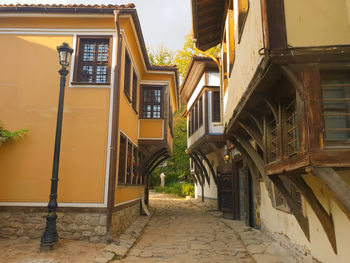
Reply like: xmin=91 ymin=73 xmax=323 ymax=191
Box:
xmin=40 ymin=42 xmax=73 ymax=250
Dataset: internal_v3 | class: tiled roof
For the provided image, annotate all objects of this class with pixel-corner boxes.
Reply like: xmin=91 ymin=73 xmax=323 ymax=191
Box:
xmin=0 ymin=3 xmax=135 ymax=13
xmin=0 ymin=3 xmax=135 ymax=9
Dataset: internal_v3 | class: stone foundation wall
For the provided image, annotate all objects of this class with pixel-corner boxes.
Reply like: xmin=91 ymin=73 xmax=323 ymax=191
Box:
xmin=196 ymin=197 xmax=218 ymax=210
xmin=111 ymin=201 xmax=140 ymax=237
xmin=261 ymin=222 xmax=313 ymax=263
xmin=0 ymin=211 xmax=107 ymax=243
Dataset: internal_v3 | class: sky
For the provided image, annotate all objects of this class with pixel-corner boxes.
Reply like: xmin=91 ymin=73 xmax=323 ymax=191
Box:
xmin=2 ymin=0 xmax=192 ymax=51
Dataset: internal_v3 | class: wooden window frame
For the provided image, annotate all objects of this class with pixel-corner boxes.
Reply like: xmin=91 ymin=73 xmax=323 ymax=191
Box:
xmin=132 ymin=69 xmax=138 ymax=112
xmin=124 ymin=49 xmax=132 ymax=101
xmin=140 ymin=86 xmax=164 ymax=119
xmin=212 ymin=91 xmax=221 ymax=122
xmin=72 ymin=35 xmax=112 ymax=85
xmin=199 ymin=96 xmax=203 ymax=127
xmin=194 ymin=103 xmax=199 ymax=131
xmin=118 ymin=134 xmax=127 ymax=185
xmin=320 ymin=71 xmax=350 ymax=147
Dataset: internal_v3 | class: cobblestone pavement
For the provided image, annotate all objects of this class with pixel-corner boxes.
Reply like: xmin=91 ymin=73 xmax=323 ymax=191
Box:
xmin=118 ymin=192 xmax=298 ymax=263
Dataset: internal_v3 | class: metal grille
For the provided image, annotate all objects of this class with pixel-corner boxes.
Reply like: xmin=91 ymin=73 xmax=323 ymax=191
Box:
xmin=321 ymin=74 xmax=350 ymax=144
xmin=269 ymin=116 xmax=278 ymax=161
xmin=286 ymin=99 xmax=299 ymax=155
xmin=77 ymin=38 xmax=110 ymax=83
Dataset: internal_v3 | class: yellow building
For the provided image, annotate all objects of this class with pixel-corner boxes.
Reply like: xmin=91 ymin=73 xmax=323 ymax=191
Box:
xmin=0 ymin=4 xmax=178 ymax=242
xmin=191 ymin=0 xmax=350 ymax=262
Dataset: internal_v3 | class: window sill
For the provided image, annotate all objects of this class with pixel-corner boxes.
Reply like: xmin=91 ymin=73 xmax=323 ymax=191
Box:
xmin=70 ymin=82 xmax=111 ymax=88
xmin=139 ymin=117 xmax=164 ymax=120
xmin=117 ymin=184 xmax=145 ymax=188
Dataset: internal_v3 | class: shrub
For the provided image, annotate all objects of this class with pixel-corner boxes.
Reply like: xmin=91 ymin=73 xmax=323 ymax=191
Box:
xmin=153 ymin=182 xmax=195 ymax=198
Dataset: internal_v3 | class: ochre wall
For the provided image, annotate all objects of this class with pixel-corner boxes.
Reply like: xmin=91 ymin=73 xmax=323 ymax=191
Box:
xmin=139 ymin=119 xmax=163 ymax=139
xmin=0 ymin=34 xmax=110 ymax=203
xmin=114 ymin=186 xmax=145 ymax=204
xmin=284 ymin=0 xmax=350 ymax=47
xmin=260 ymin=171 xmax=350 ymax=263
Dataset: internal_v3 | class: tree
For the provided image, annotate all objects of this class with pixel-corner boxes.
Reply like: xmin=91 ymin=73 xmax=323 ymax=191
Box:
xmin=147 ymin=44 xmax=175 ymax=66
xmin=150 ymin=105 xmax=190 ymax=187
xmin=173 ymin=32 xmax=221 ymax=80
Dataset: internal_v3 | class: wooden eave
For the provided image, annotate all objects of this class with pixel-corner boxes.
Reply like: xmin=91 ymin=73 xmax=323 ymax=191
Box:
xmin=191 ymin=0 xmax=227 ymax=51
xmin=180 ymin=57 xmax=218 ymax=105
xmin=187 ymin=134 xmax=225 ymax=155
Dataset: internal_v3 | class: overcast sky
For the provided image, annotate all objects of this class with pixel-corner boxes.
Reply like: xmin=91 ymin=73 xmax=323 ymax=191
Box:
xmin=3 ymin=0 xmax=192 ymax=51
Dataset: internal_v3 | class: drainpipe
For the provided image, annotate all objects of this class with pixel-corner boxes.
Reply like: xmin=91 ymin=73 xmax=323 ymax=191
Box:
xmin=193 ymin=40 xmax=224 ymax=126
xmin=106 ymin=10 xmax=122 ymax=238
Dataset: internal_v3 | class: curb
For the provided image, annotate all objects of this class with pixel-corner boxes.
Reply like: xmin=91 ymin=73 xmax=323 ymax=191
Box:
xmin=94 ymin=209 xmax=155 ymax=263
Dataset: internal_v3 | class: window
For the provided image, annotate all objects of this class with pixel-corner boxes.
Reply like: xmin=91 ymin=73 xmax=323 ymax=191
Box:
xmin=199 ymin=96 xmax=203 ymax=127
xmin=212 ymin=91 xmax=221 ymax=122
xmin=124 ymin=50 xmax=131 ymax=99
xmin=141 ymin=86 xmax=163 ymax=118
xmin=273 ymin=176 xmax=302 ymax=213
xmin=321 ymin=72 xmax=350 ymax=145
xmin=169 ymin=100 xmax=173 ymax=136
xmin=74 ymin=36 xmax=111 ymax=84
xmin=132 ymin=70 xmax=138 ymax=110
xmin=194 ymin=103 xmax=199 ymax=131
xmin=118 ymin=133 xmax=142 ymax=185
xmin=238 ymin=0 xmax=249 ymax=42
xmin=132 ymin=147 xmax=138 ymax=184
xmin=126 ymin=142 xmax=132 ymax=184
xmin=285 ymin=98 xmax=299 ymax=156
xmin=266 ymin=113 xmax=277 ymax=163
xmin=118 ymin=135 xmax=127 ymax=184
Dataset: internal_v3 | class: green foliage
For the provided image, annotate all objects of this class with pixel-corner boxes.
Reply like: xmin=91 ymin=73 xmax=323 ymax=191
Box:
xmin=153 ymin=182 xmax=195 ymax=198
xmin=0 ymin=121 xmax=28 ymax=144
xmin=150 ymin=105 xmax=190 ymax=187
xmin=147 ymin=44 xmax=175 ymax=66
xmin=173 ymin=32 xmax=221 ymax=80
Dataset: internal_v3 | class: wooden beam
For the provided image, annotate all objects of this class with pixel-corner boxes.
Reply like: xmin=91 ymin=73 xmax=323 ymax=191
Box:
xmin=209 ymin=142 xmax=225 ymax=166
xmin=232 ymin=133 xmax=264 ymax=176
xmin=303 ymin=68 xmax=323 ymax=151
xmin=263 ymin=97 xmax=278 ymax=124
xmin=238 ymin=120 xmax=263 ymax=150
xmin=269 ymin=175 xmax=310 ymax=241
xmin=246 ymin=111 xmax=263 ymax=135
xmin=190 ymin=153 xmax=205 ymax=186
xmin=308 ymin=166 xmax=350 ymax=221
xmin=280 ymin=65 xmax=305 ymax=102
xmin=198 ymin=149 xmax=218 ymax=186
xmin=192 ymin=152 xmax=210 ymax=186
xmin=289 ymin=175 xmax=337 ymax=253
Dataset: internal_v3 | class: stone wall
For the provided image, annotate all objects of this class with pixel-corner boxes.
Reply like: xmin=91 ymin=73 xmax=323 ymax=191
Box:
xmin=196 ymin=197 xmax=218 ymax=210
xmin=0 ymin=211 xmax=107 ymax=243
xmin=111 ymin=201 xmax=140 ymax=237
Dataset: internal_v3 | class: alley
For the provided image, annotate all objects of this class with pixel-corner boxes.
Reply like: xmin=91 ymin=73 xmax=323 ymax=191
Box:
xmin=119 ymin=192 xmax=296 ymax=263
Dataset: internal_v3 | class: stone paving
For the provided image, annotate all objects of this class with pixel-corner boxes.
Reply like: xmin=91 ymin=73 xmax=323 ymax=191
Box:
xmin=0 ymin=191 xmax=307 ymax=263
xmin=117 ymin=192 xmax=299 ymax=263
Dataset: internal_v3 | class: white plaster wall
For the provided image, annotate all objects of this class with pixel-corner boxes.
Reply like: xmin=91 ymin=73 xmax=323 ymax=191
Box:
xmin=224 ymin=0 xmax=264 ymax=127
xmin=260 ymin=171 xmax=350 ymax=263
xmin=208 ymin=72 xmax=220 ymax=86
xmin=194 ymin=152 xmax=218 ymax=200
xmin=284 ymin=0 xmax=350 ymax=47
xmin=187 ymin=75 xmax=205 ymax=111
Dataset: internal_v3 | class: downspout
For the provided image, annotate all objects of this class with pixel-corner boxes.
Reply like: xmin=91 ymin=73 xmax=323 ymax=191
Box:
xmin=193 ymin=40 xmax=224 ymax=126
xmin=106 ymin=10 xmax=123 ymax=237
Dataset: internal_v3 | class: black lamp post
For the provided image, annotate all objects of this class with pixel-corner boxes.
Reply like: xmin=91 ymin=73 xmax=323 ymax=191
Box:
xmin=40 ymin=42 xmax=73 ymax=250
